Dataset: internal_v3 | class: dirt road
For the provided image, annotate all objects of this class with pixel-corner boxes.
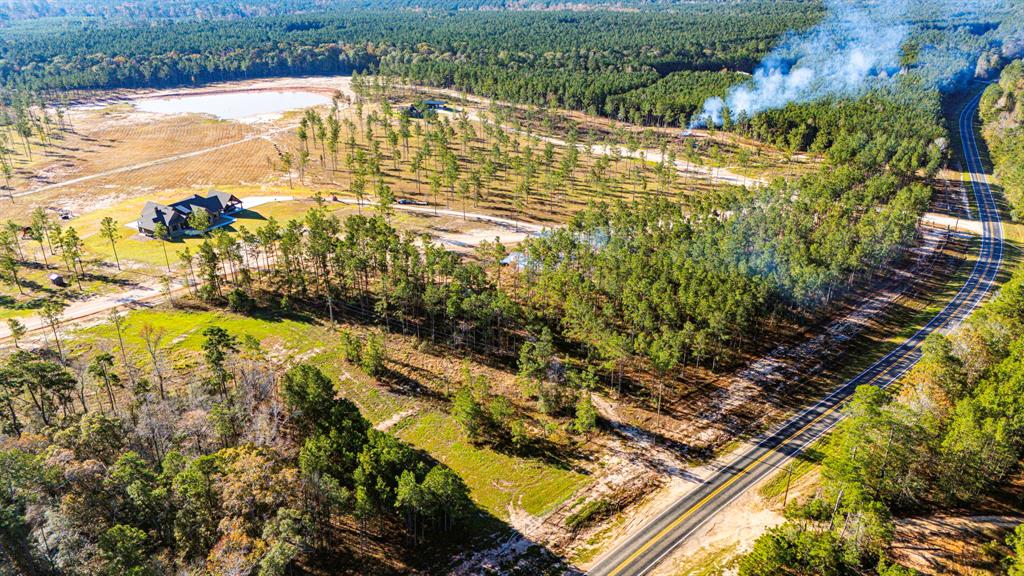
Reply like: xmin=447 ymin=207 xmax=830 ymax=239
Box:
xmin=12 ymin=124 xmax=297 ymax=200
xmin=451 ymin=106 xmax=763 ymax=188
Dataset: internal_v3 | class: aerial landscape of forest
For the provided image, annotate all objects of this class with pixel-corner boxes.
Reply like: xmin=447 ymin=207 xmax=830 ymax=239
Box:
xmin=1 ymin=0 xmax=1024 ymax=574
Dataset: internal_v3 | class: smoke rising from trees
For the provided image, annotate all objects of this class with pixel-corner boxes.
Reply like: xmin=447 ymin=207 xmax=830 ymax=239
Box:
xmin=693 ymin=0 xmax=1013 ymax=127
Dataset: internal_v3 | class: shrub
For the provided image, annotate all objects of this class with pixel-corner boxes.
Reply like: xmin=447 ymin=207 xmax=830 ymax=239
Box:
xmin=565 ymin=498 xmax=613 ymax=531
xmin=227 ymin=288 xmax=254 ymax=314
xmin=360 ymin=333 xmax=387 ymax=376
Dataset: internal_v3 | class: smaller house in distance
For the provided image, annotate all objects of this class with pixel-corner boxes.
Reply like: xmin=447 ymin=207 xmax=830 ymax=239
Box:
xmin=403 ymin=99 xmax=449 ymax=119
xmin=137 ymin=189 xmax=243 ymax=237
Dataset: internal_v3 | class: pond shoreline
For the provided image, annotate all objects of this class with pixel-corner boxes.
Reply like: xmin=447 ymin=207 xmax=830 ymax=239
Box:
xmin=132 ymin=90 xmax=332 ymax=121
xmin=63 ymin=74 xmax=354 ymax=110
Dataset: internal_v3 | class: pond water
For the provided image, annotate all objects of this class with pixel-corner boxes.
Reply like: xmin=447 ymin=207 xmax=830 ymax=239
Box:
xmin=133 ymin=90 xmax=331 ymax=120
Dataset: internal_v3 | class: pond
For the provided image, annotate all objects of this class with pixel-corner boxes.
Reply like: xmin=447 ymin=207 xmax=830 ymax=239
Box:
xmin=132 ymin=90 xmax=331 ymax=120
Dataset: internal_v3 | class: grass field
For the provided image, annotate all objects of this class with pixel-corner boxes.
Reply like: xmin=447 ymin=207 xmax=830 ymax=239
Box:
xmin=395 ymin=409 xmax=590 ymax=519
xmin=75 ymin=194 xmax=362 ymax=267
xmin=69 ymin=307 xmax=328 ymax=361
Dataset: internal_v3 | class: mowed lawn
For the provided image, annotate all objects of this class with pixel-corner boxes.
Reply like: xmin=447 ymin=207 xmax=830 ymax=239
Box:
xmin=395 ymin=410 xmax=589 ymax=519
xmin=75 ymin=190 xmax=344 ymax=269
xmin=73 ymin=188 xmax=467 ymax=272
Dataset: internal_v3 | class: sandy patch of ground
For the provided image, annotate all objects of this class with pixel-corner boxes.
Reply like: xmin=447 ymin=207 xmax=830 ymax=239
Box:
xmin=72 ymin=76 xmax=354 ymax=110
xmin=649 ymin=462 xmax=823 ymax=576
xmin=4 ymin=76 xmax=355 ymax=221
xmin=429 ymin=224 xmax=538 ymax=252
xmin=374 ymin=407 xmax=421 ymax=432
xmin=891 ymin=515 xmax=1020 ymax=575
xmin=77 ymin=76 xmax=353 ymax=125
xmin=649 ymin=488 xmax=783 ymax=576
xmin=921 ymin=212 xmax=984 ymax=235
xmin=240 ymin=195 xmax=295 ymax=209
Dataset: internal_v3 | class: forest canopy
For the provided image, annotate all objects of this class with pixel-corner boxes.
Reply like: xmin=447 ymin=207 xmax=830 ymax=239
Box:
xmin=981 ymin=58 xmax=1024 ymax=220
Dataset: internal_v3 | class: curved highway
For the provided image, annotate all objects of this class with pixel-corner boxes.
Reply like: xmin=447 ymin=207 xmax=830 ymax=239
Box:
xmin=588 ymin=89 xmax=1004 ymax=576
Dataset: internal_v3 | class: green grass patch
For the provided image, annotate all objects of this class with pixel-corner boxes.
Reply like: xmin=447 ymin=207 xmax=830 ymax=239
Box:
xmin=396 ymin=409 xmax=589 ymax=519
xmin=758 ymin=445 xmax=826 ymax=501
xmin=312 ymin=351 xmax=419 ymax=425
xmin=60 ymin=303 xmax=590 ymax=527
xmin=70 ymin=307 xmax=326 ymax=357
xmin=77 ymin=196 xmax=355 ymax=269
xmin=1001 ymin=221 xmax=1024 ymax=248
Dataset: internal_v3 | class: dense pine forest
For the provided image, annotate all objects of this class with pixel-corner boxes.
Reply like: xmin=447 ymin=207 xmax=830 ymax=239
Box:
xmin=981 ymin=58 xmax=1024 ymax=220
xmin=2 ymin=1 xmax=1018 ymax=127
xmin=0 ymin=0 xmax=764 ymax=22
xmin=0 ymin=4 xmax=822 ymax=106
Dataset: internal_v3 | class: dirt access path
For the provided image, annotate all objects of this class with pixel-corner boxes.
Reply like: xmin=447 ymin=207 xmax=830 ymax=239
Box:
xmin=12 ymin=124 xmax=296 ymax=200
xmin=447 ymin=102 xmax=763 ymax=188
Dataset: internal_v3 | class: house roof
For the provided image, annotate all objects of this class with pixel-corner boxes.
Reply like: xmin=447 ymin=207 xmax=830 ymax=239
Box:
xmin=167 ymin=190 xmax=234 ymax=214
xmin=207 ymin=189 xmax=240 ymax=205
xmin=175 ymin=190 xmax=241 ymax=213
xmin=138 ymin=190 xmax=241 ymax=232
xmin=138 ymin=201 xmax=185 ymax=232
xmin=171 ymin=194 xmax=213 ymax=214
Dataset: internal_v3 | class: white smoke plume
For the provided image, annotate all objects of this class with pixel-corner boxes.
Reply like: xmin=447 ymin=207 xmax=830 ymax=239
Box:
xmin=692 ymin=0 xmax=1012 ymax=127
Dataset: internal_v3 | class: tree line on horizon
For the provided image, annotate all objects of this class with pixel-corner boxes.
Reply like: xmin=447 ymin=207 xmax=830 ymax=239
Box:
xmin=0 ymin=5 xmax=818 ymax=112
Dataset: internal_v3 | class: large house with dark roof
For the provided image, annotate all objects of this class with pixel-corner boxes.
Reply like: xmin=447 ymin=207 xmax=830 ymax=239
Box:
xmin=137 ymin=190 xmax=242 ymax=237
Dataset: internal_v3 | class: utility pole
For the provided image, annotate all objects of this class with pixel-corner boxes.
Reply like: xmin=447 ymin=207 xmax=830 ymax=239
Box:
xmin=782 ymin=461 xmax=794 ymax=508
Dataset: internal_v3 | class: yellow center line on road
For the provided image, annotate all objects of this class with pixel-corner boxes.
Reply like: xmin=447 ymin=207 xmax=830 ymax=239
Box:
xmin=608 ymin=256 xmax=988 ymax=575
xmin=609 ymin=267 xmax=991 ymax=575
xmin=605 ymin=363 xmax=895 ymax=576
xmin=606 ymin=91 xmax=995 ymax=576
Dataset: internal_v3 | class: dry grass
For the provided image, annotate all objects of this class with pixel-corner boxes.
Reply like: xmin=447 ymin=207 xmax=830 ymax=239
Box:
xmin=5 ymin=78 xmax=819 ymax=227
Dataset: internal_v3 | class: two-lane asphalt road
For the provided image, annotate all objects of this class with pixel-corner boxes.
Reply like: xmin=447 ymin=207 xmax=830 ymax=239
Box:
xmin=588 ymin=89 xmax=1004 ymax=576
